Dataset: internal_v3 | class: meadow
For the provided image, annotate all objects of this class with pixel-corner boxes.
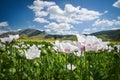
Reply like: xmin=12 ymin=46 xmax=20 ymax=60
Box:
xmin=0 ymin=34 xmax=120 ymax=80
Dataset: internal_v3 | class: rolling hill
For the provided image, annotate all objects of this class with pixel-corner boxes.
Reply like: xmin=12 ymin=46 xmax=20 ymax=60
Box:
xmin=0 ymin=29 xmax=120 ymax=41
xmin=91 ymin=29 xmax=120 ymax=42
xmin=0 ymin=29 xmax=46 ymax=38
xmin=0 ymin=29 xmax=76 ymax=40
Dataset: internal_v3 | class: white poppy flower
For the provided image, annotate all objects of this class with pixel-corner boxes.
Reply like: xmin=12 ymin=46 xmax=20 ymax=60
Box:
xmin=0 ymin=37 xmax=13 ymax=43
xmin=67 ymin=64 xmax=76 ymax=70
xmin=108 ymin=46 xmax=114 ymax=52
xmin=76 ymin=34 xmax=109 ymax=51
xmin=73 ymin=51 xmax=84 ymax=57
xmin=76 ymin=34 xmax=85 ymax=45
xmin=114 ymin=45 xmax=120 ymax=52
xmin=0 ymin=34 xmax=19 ymax=43
xmin=9 ymin=34 xmax=19 ymax=41
xmin=25 ymin=45 xmax=41 ymax=60
xmin=53 ymin=40 xmax=78 ymax=53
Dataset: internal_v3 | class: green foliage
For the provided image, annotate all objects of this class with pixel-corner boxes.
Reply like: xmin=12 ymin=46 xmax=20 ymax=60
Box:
xmin=0 ymin=41 xmax=120 ymax=80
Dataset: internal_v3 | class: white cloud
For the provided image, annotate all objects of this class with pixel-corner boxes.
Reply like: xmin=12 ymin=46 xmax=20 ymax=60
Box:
xmin=82 ymin=28 xmax=98 ymax=34
xmin=76 ymin=8 xmax=102 ymax=21
xmin=29 ymin=0 xmax=103 ymax=24
xmin=33 ymin=18 xmax=49 ymax=23
xmin=48 ymin=5 xmax=64 ymax=15
xmin=44 ymin=22 xmax=77 ymax=35
xmin=92 ymin=19 xmax=114 ymax=27
xmin=114 ymin=20 xmax=120 ymax=25
xmin=29 ymin=0 xmax=105 ymax=34
xmin=45 ymin=29 xmax=51 ymax=33
xmin=113 ymin=0 xmax=120 ymax=8
xmin=111 ymin=27 xmax=120 ymax=30
xmin=35 ymin=11 xmax=48 ymax=17
xmin=28 ymin=0 xmax=55 ymax=23
xmin=48 ymin=4 xmax=102 ymax=24
xmin=82 ymin=28 xmax=91 ymax=34
xmin=65 ymin=4 xmax=80 ymax=13
xmin=28 ymin=0 xmax=55 ymax=11
xmin=0 ymin=21 xmax=9 ymax=27
xmin=93 ymin=18 xmax=120 ymax=27
xmin=45 ymin=22 xmax=72 ymax=31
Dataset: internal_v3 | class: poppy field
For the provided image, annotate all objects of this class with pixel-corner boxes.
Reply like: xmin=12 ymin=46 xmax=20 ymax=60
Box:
xmin=0 ymin=34 xmax=120 ymax=80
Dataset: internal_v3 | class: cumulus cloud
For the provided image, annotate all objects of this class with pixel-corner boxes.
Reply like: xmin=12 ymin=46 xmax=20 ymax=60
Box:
xmin=45 ymin=22 xmax=72 ymax=31
xmin=45 ymin=29 xmax=51 ymax=33
xmin=92 ymin=19 xmax=114 ymax=27
xmin=33 ymin=17 xmax=49 ymax=23
xmin=113 ymin=0 xmax=120 ymax=8
xmin=28 ymin=0 xmax=55 ymax=23
xmin=34 ymin=11 xmax=48 ymax=17
xmin=48 ymin=4 xmax=102 ymax=24
xmin=82 ymin=28 xmax=91 ymax=34
xmin=0 ymin=21 xmax=9 ymax=27
xmin=93 ymin=18 xmax=120 ymax=27
xmin=29 ymin=0 xmax=104 ymax=34
xmin=82 ymin=28 xmax=98 ymax=34
xmin=44 ymin=22 xmax=77 ymax=34
xmin=28 ymin=0 xmax=55 ymax=12
xmin=47 ymin=4 xmax=79 ymax=24
xmin=29 ymin=0 xmax=103 ymax=24
xmin=114 ymin=20 xmax=120 ymax=25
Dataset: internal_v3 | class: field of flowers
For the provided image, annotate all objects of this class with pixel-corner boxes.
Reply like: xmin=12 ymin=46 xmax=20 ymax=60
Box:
xmin=0 ymin=34 xmax=120 ymax=80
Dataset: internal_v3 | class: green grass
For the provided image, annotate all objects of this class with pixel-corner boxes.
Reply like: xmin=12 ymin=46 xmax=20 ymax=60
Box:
xmin=0 ymin=41 xmax=120 ymax=80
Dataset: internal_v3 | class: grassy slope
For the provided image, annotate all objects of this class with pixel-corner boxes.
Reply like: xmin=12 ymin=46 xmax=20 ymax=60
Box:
xmin=0 ymin=29 xmax=120 ymax=42
xmin=91 ymin=29 xmax=120 ymax=42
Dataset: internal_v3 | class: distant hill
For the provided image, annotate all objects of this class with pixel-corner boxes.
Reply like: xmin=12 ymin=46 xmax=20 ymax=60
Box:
xmin=91 ymin=29 xmax=120 ymax=41
xmin=0 ymin=29 xmax=120 ymax=41
xmin=0 ymin=29 xmax=46 ymax=38
xmin=0 ymin=29 xmax=76 ymax=40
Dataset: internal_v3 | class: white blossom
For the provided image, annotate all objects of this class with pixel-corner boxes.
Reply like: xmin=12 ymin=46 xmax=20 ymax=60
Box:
xmin=25 ymin=45 xmax=41 ymax=60
xmin=67 ymin=64 xmax=76 ymax=70
xmin=0 ymin=37 xmax=12 ymax=43
xmin=9 ymin=34 xmax=19 ymax=41
xmin=0 ymin=34 xmax=19 ymax=43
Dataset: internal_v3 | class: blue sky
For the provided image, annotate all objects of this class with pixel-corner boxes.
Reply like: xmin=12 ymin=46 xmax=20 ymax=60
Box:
xmin=0 ymin=0 xmax=120 ymax=34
